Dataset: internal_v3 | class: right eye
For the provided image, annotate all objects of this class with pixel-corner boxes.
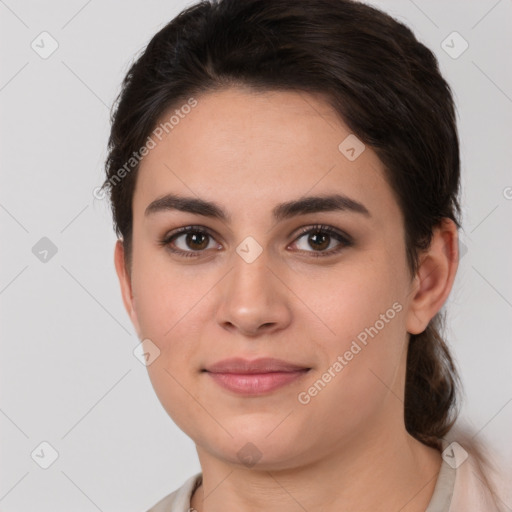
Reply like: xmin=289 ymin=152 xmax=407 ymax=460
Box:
xmin=158 ymin=226 xmax=222 ymax=258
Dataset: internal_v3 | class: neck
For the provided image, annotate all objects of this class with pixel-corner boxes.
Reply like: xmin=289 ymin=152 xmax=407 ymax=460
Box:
xmin=190 ymin=427 xmax=442 ymax=512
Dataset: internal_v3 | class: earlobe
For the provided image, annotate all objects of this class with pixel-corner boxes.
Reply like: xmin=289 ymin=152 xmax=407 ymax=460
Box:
xmin=114 ymin=239 xmax=142 ymax=338
xmin=405 ymin=219 xmax=459 ymax=335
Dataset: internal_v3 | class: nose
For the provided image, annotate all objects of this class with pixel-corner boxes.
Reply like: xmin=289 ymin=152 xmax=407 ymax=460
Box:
xmin=215 ymin=247 xmax=292 ymax=337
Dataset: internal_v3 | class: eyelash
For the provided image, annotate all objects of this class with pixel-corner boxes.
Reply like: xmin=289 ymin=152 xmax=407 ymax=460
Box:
xmin=158 ymin=224 xmax=353 ymax=259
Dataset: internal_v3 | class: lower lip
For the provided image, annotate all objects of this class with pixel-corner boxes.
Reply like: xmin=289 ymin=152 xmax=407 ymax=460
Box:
xmin=206 ymin=370 xmax=310 ymax=395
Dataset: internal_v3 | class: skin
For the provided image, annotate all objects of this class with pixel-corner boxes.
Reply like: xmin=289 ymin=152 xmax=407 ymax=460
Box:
xmin=114 ymin=87 xmax=459 ymax=512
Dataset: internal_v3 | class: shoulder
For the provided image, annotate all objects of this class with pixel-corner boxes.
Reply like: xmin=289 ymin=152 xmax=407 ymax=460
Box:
xmin=144 ymin=472 xmax=203 ymax=512
xmin=445 ymin=439 xmax=511 ymax=512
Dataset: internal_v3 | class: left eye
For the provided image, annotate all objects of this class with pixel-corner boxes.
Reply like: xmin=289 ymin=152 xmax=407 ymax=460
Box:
xmin=159 ymin=224 xmax=352 ymax=258
xmin=290 ymin=225 xmax=352 ymax=257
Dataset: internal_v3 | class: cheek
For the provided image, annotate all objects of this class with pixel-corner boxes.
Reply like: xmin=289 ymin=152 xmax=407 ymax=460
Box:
xmin=305 ymin=258 xmax=399 ymax=340
xmin=130 ymin=254 xmax=221 ymax=389
xmin=133 ymin=265 xmax=206 ymax=431
xmin=131 ymin=247 xmax=198 ymax=338
xmin=300 ymin=262 xmax=407 ymax=402
xmin=296 ymin=317 xmax=407 ymax=444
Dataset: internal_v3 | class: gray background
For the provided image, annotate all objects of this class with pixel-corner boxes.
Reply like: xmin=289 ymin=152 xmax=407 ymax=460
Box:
xmin=1 ymin=0 xmax=511 ymax=510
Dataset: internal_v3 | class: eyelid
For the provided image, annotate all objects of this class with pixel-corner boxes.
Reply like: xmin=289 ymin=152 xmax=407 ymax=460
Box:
xmin=290 ymin=223 xmax=353 ymax=244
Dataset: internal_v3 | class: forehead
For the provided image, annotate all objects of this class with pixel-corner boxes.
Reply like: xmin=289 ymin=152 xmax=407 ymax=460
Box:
xmin=134 ymin=88 xmax=401 ymax=228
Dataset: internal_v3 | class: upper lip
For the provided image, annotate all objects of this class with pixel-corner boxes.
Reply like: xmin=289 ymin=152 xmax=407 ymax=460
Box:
xmin=204 ymin=357 xmax=311 ymax=374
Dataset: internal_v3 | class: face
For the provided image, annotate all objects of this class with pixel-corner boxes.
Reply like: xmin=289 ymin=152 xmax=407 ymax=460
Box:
xmin=115 ymin=87 xmax=427 ymax=470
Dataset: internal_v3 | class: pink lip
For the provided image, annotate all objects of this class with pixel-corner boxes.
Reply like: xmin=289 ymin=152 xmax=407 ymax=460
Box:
xmin=207 ymin=370 xmax=310 ymax=395
xmin=203 ymin=357 xmax=311 ymax=395
xmin=204 ymin=357 xmax=310 ymax=374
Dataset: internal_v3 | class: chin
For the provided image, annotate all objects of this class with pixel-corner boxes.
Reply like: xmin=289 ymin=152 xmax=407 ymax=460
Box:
xmin=206 ymin=425 xmax=309 ymax=470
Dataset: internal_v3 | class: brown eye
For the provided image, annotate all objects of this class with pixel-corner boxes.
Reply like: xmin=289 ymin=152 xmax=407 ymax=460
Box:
xmin=183 ymin=231 xmax=210 ymax=250
xmin=159 ymin=226 xmax=219 ymax=258
xmin=305 ymin=231 xmax=331 ymax=251
xmin=291 ymin=225 xmax=352 ymax=257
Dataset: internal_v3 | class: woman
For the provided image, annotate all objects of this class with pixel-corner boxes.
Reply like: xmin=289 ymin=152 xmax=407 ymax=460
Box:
xmin=100 ymin=0 xmax=507 ymax=510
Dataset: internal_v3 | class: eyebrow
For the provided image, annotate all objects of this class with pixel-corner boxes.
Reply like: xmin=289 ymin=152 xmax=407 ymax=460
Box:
xmin=144 ymin=192 xmax=371 ymax=222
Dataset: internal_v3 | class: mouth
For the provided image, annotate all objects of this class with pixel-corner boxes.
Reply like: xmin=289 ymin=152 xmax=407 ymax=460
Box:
xmin=202 ymin=357 xmax=312 ymax=395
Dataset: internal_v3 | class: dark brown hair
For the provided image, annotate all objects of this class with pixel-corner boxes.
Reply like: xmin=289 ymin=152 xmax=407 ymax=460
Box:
xmin=102 ymin=0 xmax=462 ymax=450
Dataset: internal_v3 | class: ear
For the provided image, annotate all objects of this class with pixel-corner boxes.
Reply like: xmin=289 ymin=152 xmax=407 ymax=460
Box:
xmin=114 ymin=239 xmax=142 ymax=339
xmin=406 ymin=218 xmax=459 ymax=335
